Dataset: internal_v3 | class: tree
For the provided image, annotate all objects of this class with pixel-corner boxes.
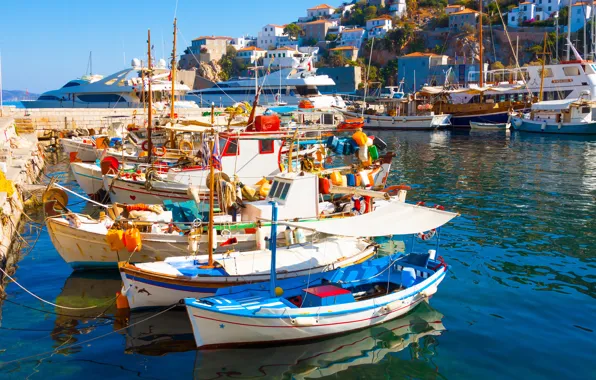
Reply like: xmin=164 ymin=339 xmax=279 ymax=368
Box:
xmin=326 ymin=33 xmax=338 ymax=41
xmin=380 ymin=59 xmax=399 ymax=86
xmin=284 ymin=23 xmax=303 ymax=40
xmin=364 ymin=5 xmax=378 ymax=20
xmin=329 ymin=52 xmax=348 ymax=67
xmin=303 ymin=37 xmax=318 ymax=46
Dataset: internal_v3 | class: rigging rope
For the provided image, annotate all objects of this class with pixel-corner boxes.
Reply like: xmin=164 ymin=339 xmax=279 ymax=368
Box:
xmin=0 ymin=266 xmax=117 ymax=310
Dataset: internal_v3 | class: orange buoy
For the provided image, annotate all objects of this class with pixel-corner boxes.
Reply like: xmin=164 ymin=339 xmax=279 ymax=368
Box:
xmin=124 ymin=227 xmax=142 ymax=253
xmin=116 ymin=291 xmax=130 ymax=310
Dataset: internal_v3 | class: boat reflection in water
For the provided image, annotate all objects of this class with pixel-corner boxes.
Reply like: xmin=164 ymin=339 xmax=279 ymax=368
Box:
xmin=52 ymin=272 xmax=121 ymax=352
xmin=193 ymin=302 xmax=446 ymax=379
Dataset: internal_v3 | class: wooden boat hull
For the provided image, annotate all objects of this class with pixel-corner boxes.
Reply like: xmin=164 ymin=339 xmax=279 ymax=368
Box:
xmin=511 ymin=117 xmax=596 ymax=134
xmin=119 ymin=241 xmax=376 ymax=309
xmin=61 ymin=138 xmax=98 ymax=162
xmin=342 ymin=111 xmax=450 ymax=130
xmin=103 ymin=176 xmax=195 ymax=204
xmin=469 ymin=121 xmax=511 ymax=130
xmin=46 ymin=217 xmax=255 ymax=269
xmin=185 ymin=264 xmax=447 ymax=348
xmin=71 ymin=162 xmax=104 ymax=196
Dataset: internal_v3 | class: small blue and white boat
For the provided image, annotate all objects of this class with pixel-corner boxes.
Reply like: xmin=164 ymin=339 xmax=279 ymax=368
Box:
xmin=184 ymin=199 xmax=458 ymax=348
xmin=511 ymin=96 xmax=596 ymax=134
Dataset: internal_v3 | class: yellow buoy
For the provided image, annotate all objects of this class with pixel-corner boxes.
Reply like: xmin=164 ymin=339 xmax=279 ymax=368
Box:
xmin=274 ymin=287 xmax=284 ymax=297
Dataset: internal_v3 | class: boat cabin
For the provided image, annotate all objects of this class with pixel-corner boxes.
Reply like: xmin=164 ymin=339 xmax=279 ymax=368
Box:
xmin=241 ymin=172 xmax=319 ymax=222
xmin=529 ymin=98 xmax=596 ymax=124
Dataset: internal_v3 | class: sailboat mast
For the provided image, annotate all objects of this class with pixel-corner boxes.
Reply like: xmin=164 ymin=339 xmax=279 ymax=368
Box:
xmin=205 ymin=133 xmax=216 ymax=268
xmin=170 ymin=18 xmax=177 ymax=119
xmin=567 ymin=0 xmax=572 ymax=60
xmin=147 ymin=30 xmax=154 ymax=162
xmin=479 ymin=0 xmax=484 ymax=88
xmin=539 ymin=32 xmax=547 ymax=102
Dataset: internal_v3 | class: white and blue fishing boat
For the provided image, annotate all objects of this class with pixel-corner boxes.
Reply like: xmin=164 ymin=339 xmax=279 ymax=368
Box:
xmin=184 ymin=199 xmax=458 ymax=348
xmin=511 ymin=96 xmax=596 ymax=135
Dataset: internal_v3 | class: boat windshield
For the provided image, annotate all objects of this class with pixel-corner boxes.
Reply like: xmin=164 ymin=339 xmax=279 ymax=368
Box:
xmin=294 ymin=86 xmax=319 ymax=96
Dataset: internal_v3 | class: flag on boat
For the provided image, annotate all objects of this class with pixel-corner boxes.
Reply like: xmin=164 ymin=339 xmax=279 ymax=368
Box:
xmin=212 ymin=135 xmax=222 ymax=169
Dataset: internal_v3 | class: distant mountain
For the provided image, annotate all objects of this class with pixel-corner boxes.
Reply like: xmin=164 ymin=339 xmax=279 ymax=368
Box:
xmin=1 ymin=90 xmax=39 ymax=101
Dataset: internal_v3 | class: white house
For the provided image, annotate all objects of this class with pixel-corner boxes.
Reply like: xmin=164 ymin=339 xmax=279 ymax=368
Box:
xmin=518 ymin=2 xmax=536 ymax=22
xmin=276 ymin=35 xmax=299 ymax=50
xmin=257 ymin=24 xmax=286 ymax=50
xmin=340 ymin=27 xmax=367 ymax=49
xmin=390 ymin=0 xmax=407 ymax=18
xmin=369 ymin=25 xmax=390 ymax=38
xmin=533 ymin=0 xmax=560 ymax=20
xmin=266 ymin=47 xmax=299 ymax=68
xmin=307 ymin=4 xmax=336 ymax=19
xmin=365 ymin=16 xmax=393 ymax=34
xmin=236 ymin=46 xmax=267 ymax=64
xmin=230 ymin=36 xmax=256 ymax=50
xmin=570 ymin=1 xmax=592 ymax=32
xmin=508 ymin=7 xmax=520 ymax=27
xmin=445 ymin=4 xmax=465 ymax=14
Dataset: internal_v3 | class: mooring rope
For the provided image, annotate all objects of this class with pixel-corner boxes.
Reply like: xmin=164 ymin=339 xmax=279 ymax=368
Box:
xmin=52 ymin=182 xmax=109 ymax=209
xmin=0 ymin=266 xmax=116 ymax=310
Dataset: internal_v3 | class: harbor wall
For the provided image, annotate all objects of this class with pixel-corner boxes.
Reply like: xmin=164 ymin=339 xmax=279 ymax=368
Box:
xmin=0 ymin=107 xmax=237 ymax=137
xmin=0 ymin=117 xmax=45 ymax=280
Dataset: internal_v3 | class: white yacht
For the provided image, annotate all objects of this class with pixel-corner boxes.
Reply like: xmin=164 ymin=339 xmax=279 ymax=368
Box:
xmin=23 ymin=59 xmax=198 ymax=109
xmin=187 ymin=56 xmax=346 ymax=109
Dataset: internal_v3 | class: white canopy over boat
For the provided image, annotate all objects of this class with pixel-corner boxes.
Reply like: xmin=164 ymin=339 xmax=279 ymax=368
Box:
xmin=282 ymin=200 xmax=458 ymax=237
xmin=530 ymin=99 xmax=577 ymax=111
xmin=420 ymin=85 xmax=524 ymax=95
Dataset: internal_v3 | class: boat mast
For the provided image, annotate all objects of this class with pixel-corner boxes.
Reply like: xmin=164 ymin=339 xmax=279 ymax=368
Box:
xmin=362 ymin=37 xmax=374 ymax=118
xmin=566 ymin=0 xmax=572 ymax=60
xmin=268 ymin=201 xmax=279 ymax=297
xmin=170 ymin=18 xmax=177 ymax=119
xmin=147 ymin=30 xmax=154 ymax=162
xmin=479 ymin=0 xmax=484 ymax=89
xmin=203 ymin=131 xmax=216 ymax=269
xmin=539 ymin=32 xmax=547 ymax=102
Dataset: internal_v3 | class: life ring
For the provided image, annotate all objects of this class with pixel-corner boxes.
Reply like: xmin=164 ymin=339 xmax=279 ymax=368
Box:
xmin=153 ymin=146 xmax=166 ymax=157
xmin=179 ymin=140 xmax=193 ymax=154
xmin=350 ymin=195 xmax=366 ymax=215
xmin=418 ymin=229 xmax=436 ymax=241
xmin=141 ymin=140 xmax=150 ymax=151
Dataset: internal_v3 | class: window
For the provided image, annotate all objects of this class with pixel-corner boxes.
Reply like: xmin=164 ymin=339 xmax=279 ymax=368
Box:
xmin=77 ymin=94 xmax=126 ymax=103
xmin=582 ymin=107 xmax=590 ymax=114
xmin=38 ymin=95 xmax=61 ymax=101
xmin=279 ymin=182 xmax=290 ymax=200
xmin=259 ymin=140 xmax=275 ymax=154
xmin=548 ymin=6 xmax=551 ymax=11
xmin=512 ymin=16 xmax=515 ymax=21
xmin=220 ymin=138 xmax=239 ymax=156
xmin=62 ymin=81 xmax=81 ymax=88
xmin=563 ymin=66 xmax=580 ymax=76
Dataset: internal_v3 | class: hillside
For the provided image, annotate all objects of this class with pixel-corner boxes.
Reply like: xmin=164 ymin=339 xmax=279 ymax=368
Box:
xmin=1 ymin=90 xmax=39 ymax=101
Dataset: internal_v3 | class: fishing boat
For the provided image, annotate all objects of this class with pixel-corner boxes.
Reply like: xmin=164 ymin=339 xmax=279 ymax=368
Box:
xmin=184 ymin=199 xmax=458 ymax=348
xmin=511 ymin=97 xmax=596 ymax=134
xmin=46 ymin=169 xmax=401 ymax=269
xmin=119 ymin=236 xmax=377 ymax=309
xmin=341 ymin=101 xmax=451 ymax=130
xmin=193 ymin=302 xmax=445 ymax=378
xmin=469 ymin=121 xmax=510 ymax=130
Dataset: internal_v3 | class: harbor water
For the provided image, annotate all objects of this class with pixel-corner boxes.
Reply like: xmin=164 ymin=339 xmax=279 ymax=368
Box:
xmin=0 ymin=130 xmax=594 ymax=379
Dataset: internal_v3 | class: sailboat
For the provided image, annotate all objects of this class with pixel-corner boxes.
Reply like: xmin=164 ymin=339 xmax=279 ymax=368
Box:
xmin=184 ymin=199 xmax=458 ymax=348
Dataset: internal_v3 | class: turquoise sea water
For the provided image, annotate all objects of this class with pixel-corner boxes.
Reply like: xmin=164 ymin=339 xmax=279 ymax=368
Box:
xmin=0 ymin=130 xmax=595 ymax=379
xmin=1 ymin=101 xmax=24 ymax=108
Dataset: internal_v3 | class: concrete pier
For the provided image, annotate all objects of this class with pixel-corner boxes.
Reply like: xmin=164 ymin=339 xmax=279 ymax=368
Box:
xmin=0 ymin=117 xmax=45 ymax=279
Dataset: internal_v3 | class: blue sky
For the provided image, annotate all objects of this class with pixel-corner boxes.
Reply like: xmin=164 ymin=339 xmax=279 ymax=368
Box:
xmin=0 ymin=0 xmax=336 ymax=93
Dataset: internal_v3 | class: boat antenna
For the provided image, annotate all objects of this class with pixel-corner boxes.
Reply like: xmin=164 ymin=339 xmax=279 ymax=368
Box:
xmin=362 ymin=37 xmax=374 ymax=119
xmin=147 ymin=29 xmax=154 ymax=162
xmin=268 ymin=200 xmax=279 ymax=297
